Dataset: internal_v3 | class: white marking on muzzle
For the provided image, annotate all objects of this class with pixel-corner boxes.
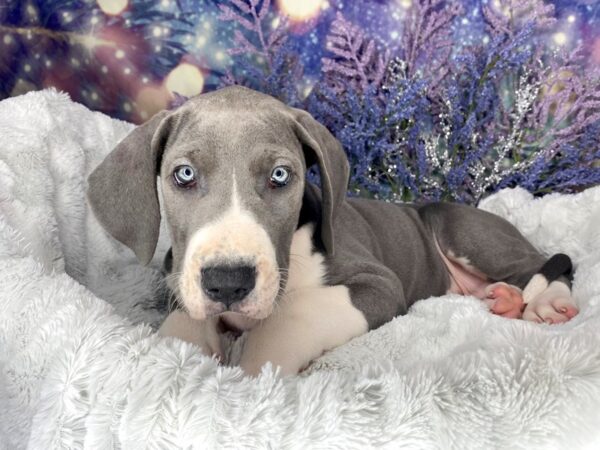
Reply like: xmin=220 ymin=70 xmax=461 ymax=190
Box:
xmin=180 ymin=174 xmax=280 ymax=320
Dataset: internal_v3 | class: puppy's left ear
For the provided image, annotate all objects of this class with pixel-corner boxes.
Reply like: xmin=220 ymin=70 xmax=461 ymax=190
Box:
xmin=289 ymin=108 xmax=349 ymax=256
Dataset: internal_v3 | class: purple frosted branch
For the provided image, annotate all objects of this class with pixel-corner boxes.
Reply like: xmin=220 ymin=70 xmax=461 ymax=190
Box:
xmin=267 ymin=16 xmax=287 ymax=51
xmin=322 ymin=61 xmax=361 ymax=78
xmin=321 ymin=12 xmax=390 ymax=91
xmin=218 ymin=5 xmax=257 ymax=32
xmin=401 ymin=0 xmax=462 ymax=79
xmin=248 ymin=0 xmax=273 ymax=70
xmin=421 ymin=4 xmax=461 ymax=44
xmin=482 ymin=5 xmax=511 ymax=36
xmin=483 ymin=0 xmax=556 ymax=36
xmin=363 ymin=40 xmax=375 ymax=70
xmin=258 ymin=0 xmax=270 ymax=18
xmin=371 ymin=50 xmax=390 ymax=87
xmin=229 ymin=29 xmax=259 ymax=55
xmin=229 ymin=0 xmax=252 ymax=14
xmin=218 ymin=0 xmax=290 ymax=72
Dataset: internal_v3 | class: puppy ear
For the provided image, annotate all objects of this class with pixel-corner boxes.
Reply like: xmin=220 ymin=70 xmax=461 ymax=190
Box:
xmin=289 ymin=108 xmax=349 ymax=256
xmin=87 ymin=110 xmax=171 ymax=265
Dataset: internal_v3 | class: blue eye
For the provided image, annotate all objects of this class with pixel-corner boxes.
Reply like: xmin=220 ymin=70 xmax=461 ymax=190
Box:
xmin=269 ymin=166 xmax=291 ymax=188
xmin=173 ymin=165 xmax=196 ymax=188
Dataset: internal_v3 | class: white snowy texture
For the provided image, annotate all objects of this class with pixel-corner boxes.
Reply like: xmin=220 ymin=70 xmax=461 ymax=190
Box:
xmin=1 ymin=90 xmax=600 ymax=449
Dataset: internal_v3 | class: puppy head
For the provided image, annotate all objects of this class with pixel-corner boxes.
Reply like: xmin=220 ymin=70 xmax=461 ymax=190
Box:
xmin=87 ymin=86 xmax=349 ymax=320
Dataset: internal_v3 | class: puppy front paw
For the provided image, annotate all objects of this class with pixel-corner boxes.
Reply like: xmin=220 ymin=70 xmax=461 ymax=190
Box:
xmin=158 ymin=310 xmax=223 ymax=361
xmin=522 ymin=281 xmax=579 ymax=324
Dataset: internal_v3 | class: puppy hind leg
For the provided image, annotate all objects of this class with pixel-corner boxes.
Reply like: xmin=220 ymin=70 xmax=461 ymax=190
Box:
xmin=523 ymin=279 xmax=579 ymax=324
xmin=419 ymin=202 xmax=547 ymax=290
xmin=420 ymin=203 xmax=546 ymax=319
xmin=419 ymin=203 xmax=578 ymax=323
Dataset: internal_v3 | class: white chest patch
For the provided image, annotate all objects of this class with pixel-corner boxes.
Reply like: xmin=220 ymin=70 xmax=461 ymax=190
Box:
xmin=284 ymin=224 xmax=327 ymax=293
xmin=238 ymin=223 xmax=368 ymax=376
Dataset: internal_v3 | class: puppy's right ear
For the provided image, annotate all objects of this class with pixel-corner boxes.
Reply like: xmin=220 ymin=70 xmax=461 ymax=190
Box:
xmin=87 ymin=110 xmax=171 ymax=265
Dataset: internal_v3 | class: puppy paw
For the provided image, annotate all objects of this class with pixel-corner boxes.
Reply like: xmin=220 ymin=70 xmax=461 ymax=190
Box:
xmin=158 ymin=311 xmax=223 ymax=361
xmin=484 ymin=282 xmax=525 ymax=319
xmin=522 ymin=281 xmax=578 ymax=324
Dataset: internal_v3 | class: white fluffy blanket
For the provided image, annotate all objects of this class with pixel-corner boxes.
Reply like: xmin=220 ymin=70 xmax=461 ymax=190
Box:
xmin=1 ymin=90 xmax=600 ymax=449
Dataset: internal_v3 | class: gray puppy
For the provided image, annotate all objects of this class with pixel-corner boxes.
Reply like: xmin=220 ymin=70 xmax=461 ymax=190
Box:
xmin=87 ymin=86 xmax=578 ymax=376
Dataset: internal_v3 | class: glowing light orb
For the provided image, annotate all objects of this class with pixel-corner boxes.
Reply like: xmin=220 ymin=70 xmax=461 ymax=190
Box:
xmin=136 ymin=85 xmax=170 ymax=119
xmin=399 ymin=0 xmax=412 ymax=8
xmin=165 ymin=63 xmax=204 ymax=97
xmin=196 ymin=35 xmax=207 ymax=47
xmin=568 ymin=15 xmax=576 ymax=23
xmin=277 ymin=0 xmax=323 ymax=21
xmin=553 ymin=32 xmax=567 ymax=46
xmin=97 ymin=0 xmax=128 ymax=16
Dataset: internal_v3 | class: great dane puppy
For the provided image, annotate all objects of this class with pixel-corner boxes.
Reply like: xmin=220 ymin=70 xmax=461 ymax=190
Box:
xmin=87 ymin=86 xmax=579 ymax=376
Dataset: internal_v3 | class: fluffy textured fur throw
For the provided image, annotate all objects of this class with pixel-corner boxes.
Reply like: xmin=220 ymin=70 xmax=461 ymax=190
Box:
xmin=1 ymin=90 xmax=599 ymax=449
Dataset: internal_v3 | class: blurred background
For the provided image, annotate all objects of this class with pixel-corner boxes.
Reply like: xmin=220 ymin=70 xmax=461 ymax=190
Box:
xmin=1 ymin=0 xmax=599 ymax=203
xmin=1 ymin=0 xmax=599 ymax=123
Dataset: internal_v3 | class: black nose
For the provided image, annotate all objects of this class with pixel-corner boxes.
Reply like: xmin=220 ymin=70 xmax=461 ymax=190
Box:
xmin=201 ymin=265 xmax=256 ymax=307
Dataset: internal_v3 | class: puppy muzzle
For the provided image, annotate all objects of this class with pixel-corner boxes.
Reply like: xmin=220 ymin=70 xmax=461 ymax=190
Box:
xmin=179 ymin=208 xmax=281 ymax=321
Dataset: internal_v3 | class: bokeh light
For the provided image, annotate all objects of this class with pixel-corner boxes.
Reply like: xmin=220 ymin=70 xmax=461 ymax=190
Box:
xmin=1 ymin=0 xmax=599 ymax=126
xmin=165 ymin=63 xmax=204 ymax=97
xmin=553 ymin=31 xmax=567 ymax=46
xmin=136 ymin=85 xmax=170 ymax=119
xmin=97 ymin=0 xmax=128 ymax=16
xmin=277 ymin=0 xmax=323 ymax=21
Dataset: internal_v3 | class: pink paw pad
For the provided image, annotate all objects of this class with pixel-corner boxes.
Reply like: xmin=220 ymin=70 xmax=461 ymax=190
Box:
xmin=484 ymin=282 xmax=524 ymax=319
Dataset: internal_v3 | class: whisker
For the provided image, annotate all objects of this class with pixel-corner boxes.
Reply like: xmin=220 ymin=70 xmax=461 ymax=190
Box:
xmin=161 ymin=270 xmax=185 ymax=313
xmin=289 ymin=253 xmax=313 ymax=270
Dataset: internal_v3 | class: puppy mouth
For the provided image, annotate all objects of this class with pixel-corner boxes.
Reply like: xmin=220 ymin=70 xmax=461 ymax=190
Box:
xmin=218 ymin=316 xmax=241 ymax=336
xmin=201 ymin=298 xmax=251 ymax=316
xmin=216 ymin=311 xmax=258 ymax=337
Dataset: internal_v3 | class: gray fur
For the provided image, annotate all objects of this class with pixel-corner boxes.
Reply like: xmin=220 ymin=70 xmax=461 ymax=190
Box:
xmin=88 ymin=86 xmax=554 ymax=331
xmin=327 ymin=199 xmax=548 ymax=328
